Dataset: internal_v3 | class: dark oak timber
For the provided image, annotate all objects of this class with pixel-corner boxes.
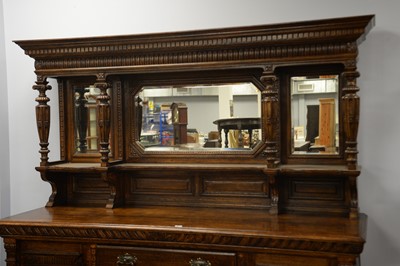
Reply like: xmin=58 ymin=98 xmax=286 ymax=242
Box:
xmin=0 ymin=15 xmax=374 ymax=265
xmin=0 ymin=207 xmax=366 ymax=266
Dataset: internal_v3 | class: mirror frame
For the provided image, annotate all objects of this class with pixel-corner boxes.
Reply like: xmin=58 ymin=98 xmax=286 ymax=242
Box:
xmin=15 ymin=15 xmax=374 ymax=167
xmin=125 ymin=69 xmax=268 ymax=163
xmin=60 ymin=76 xmax=124 ymax=163
xmin=278 ymin=64 xmax=346 ymax=165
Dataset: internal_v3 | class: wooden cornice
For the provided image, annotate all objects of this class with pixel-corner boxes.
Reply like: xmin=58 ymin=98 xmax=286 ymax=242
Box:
xmin=14 ymin=15 xmax=374 ymax=77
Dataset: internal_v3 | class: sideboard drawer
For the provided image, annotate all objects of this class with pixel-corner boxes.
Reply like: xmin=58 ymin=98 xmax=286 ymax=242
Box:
xmin=255 ymin=253 xmax=334 ymax=266
xmin=96 ymin=245 xmax=236 ymax=266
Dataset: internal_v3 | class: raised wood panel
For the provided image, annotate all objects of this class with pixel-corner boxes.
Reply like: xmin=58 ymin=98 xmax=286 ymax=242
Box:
xmin=125 ymin=170 xmax=270 ymax=209
xmin=20 ymin=241 xmax=83 ymax=266
xmin=96 ymin=245 xmax=236 ymax=266
xmin=132 ymin=177 xmax=192 ymax=195
xmin=255 ymin=253 xmax=333 ymax=266
xmin=201 ymin=173 xmax=268 ymax=197
xmin=72 ymin=175 xmax=110 ymax=193
xmin=21 ymin=253 xmax=83 ymax=266
xmin=289 ymin=177 xmax=344 ymax=201
xmin=68 ymin=174 xmax=110 ymax=206
xmin=281 ymin=176 xmax=347 ymax=215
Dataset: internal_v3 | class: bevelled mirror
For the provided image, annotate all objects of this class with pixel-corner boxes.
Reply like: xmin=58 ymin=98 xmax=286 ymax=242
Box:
xmin=74 ymin=85 xmax=112 ymax=155
xmin=290 ymin=75 xmax=339 ymax=155
xmin=74 ymin=85 xmax=98 ymax=153
xmin=136 ymin=82 xmax=262 ymax=152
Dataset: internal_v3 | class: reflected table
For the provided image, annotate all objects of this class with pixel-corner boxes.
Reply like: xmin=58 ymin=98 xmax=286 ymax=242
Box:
xmin=213 ymin=117 xmax=261 ymax=148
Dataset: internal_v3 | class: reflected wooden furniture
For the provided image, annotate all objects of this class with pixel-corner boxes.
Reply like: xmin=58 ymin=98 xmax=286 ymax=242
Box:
xmin=0 ymin=15 xmax=374 ymax=265
xmin=294 ymin=140 xmax=310 ymax=152
xmin=213 ymin=117 xmax=261 ymax=148
xmin=171 ymin=102 xmax=188 ymax=145
xmin=315 ymin=98 xmax=336 ymax=152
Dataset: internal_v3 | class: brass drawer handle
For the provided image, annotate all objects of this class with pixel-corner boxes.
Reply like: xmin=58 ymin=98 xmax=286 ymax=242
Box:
xmin=116 ymin=253 xmax=137 ymax=265
xmin=189 ymin=257 xmax=211 ymax=266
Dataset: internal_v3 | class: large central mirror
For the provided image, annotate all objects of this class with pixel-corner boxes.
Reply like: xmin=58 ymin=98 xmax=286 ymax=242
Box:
xmin=290 ymin=75 xmax=339 ymax=155
xmin=136 ymin=82 xmax=262 ymax=151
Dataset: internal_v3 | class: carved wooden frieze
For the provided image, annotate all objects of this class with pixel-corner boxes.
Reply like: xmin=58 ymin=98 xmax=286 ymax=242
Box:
xmin=15 ymin=15 xmax=374 ymax=76
xmin=0 ymin=224 xmax=365 ymax=254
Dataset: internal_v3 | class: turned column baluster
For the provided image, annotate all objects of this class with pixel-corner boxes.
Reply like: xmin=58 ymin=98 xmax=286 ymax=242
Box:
xmin=33 ymin=75 xmax=52 ymax=166
xmin=261 ymin=67 xmax=280 ymax=214
xmin=342 ymin=62 xmax=360 ymax=170
xmin=95 ymin=73 xmax=111 ymax=167
xmin=74 ymin=87 xmax=89 ymax=153
xmin=261 ymin=67 xmax=280 ymax=168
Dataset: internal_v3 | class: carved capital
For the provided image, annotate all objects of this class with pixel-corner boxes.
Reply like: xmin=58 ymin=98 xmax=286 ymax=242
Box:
xmin=344 ymin=59 xmax=357 ymax=71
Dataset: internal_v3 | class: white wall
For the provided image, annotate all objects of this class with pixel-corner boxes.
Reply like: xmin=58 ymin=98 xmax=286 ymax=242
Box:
xmin=2 ymin=1 xmax=400 ymax=265
xmin=0 ymin=0 xmax=9 ymax=219
xmin=0 ymin=0 xmax=9 ymax=263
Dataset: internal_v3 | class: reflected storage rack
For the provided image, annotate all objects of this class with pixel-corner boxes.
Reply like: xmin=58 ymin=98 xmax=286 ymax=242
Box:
xmin=0 ymin=15 xmax=374 ymax=266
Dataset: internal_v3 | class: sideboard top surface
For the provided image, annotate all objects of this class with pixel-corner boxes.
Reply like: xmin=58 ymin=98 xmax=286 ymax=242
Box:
xmin=0 ymin=206 xmax=366 ymax=244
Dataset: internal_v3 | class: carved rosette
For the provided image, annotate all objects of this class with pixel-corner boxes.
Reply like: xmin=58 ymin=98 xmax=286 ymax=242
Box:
xmin=342 ymin=69 xmax=360 ymax=170
xmin=261 ymin=69 xmax=280 ymax=168
xmin=95 ymin=73 xmax=111 ymax=167
xmin=33 ymin=76 xmax=52 ymax=166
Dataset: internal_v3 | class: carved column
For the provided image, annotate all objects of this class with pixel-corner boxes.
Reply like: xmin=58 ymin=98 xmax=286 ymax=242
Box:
xmin=261 ymin=67 xmax=280 ymax=214
xmin=3 ymin=238 xmax=17 ymax=266
xmin=342 ymin=60 xmax=360 ymax=170
xmin=33 ymin=76 xmax=52 ymax=166
xmin=74 ymin=88 xmax=89 ymax=153
xmin=261 ymin=67 xmax=280 ymax=168
xmin=85 ymin=244 xmax=96 ymax=266
xmin=95 ymin=73 xmax=111 ymax=167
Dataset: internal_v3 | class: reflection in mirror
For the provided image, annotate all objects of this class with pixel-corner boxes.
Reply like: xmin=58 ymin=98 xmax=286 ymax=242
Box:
xmin=74 ymin=85 xmax=104 ymax=153
xmin=138 ymin=83 xmax=261 ymax=151
xmin=291 ymin=75 xmax=339 ymax=155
